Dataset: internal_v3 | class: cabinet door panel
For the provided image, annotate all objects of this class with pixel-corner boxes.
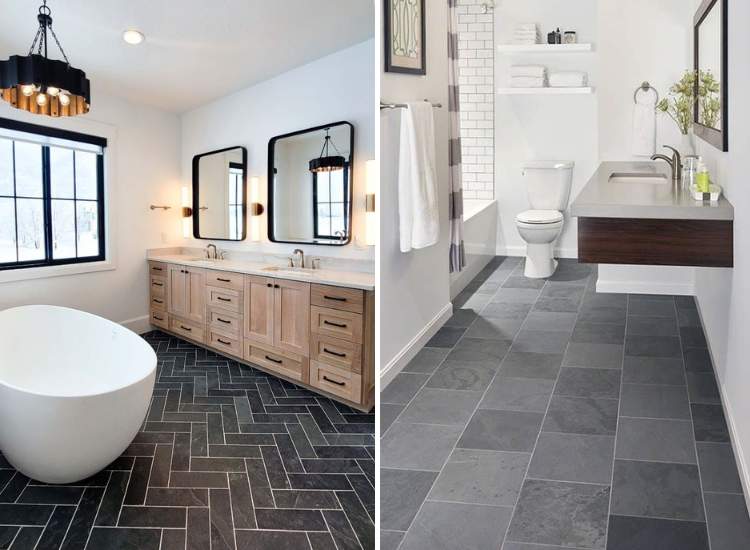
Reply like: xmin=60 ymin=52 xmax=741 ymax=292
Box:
xmin=186 ymin=268 xmax=206 ymax=323
xmin=273 ymin=279 xmax=310 ymax=356
xmin=167 ymin=265 xmax=187 ymax=317
xmin=244 ymin=275 xmax=274 ymax=346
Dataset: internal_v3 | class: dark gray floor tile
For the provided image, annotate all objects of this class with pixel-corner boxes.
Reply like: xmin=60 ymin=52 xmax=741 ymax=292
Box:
xmin=458 ymin=409 xmax=543 ymax=452
xmin=684 ymin=348 xmax=713 ymax=372
xmin=676 ymin=295 xmax=698 ymax=310
xmin=541 ymin=284 xmax=586 ymax=300
xmin=554 ymin=367 xmax=621 ymax=399
xmin=678 ymin=307 xmax=701 ymax=327
xmin=564 ymin=342 xmax=623 ymax=369
xmin=86 ymin=528 xmax=161 ymax=550
xmin=459 ymin=293 xmax=493 ymax=314
xmin=611 ymin=459 xmax=704 ymax=521
xmin=616 ymin=417 xmax=696 ymax=464
xmin=533 ymin=297 xmax=581 ymax=313
xmin=445 ymin=308 xmax=479 ymax=328
xmin=680 ymin=326 xmax=708 ymax=348
xmin=380 ymin=469 xmax=437 ymax=531
xmin=428 ymin=449 xmax=529 ymax=506
xmin=512 ymin=330 xmax=570 ymax=354
xmin=400 ymin=388 xmax=483 ymax=426
xmin=482 ymin=302 xmax=532 ymax=320
xmin=464 ymin=316 xmax=524 ymax=340
xmin=622 ymin=356 xmax=685 ymax=385
xmin=692 ymin=403 xmax=730 ymax=442
xmin=447 ymin=337 xmax=511 ymax=363
xmin=572 ymin=321 xmax=625 ymax=345
xmin=578 ymin=305 xmax=627 ymax=325
xmin=426 ymin=359 xmax=500 ymax=391
xmin=381 ymin=373 xmax=429 ymax=405
xmin=403 ymin=347 xmax=450 ymax=374
xmin=528 ymin=432 xmax=614 ymax=484
xmin=426 ymin=326 xmax=467 ymax=348
xmin=686 ymin=372 xmax=720 ymax=404
xmin=380 ymin=530 xmax=405 ymax=550
xmin=606 ymin=515 xmax=709 ymax=550
xmin=493 ymin=288 xmax=542 ymax=304
xmin=480 ymin=376 xmax=555 ymax=413
xmin=628 ymin=298 xmax=676 ymax=318
xmin=504 ymin=543 xmax=580 ymax=550
xmin=704 ymin=492 xmax=750 ymax=550
xmin=235 ymin=529 xmax=311 ymax=549
xmin=503 ymin=275 xmax=546 ymax=289
xmin=626 ymin=316 xmax=679 ymax=336
xmin=697 ymin=442 xmax=743 ymax=493
xmin=400 ymin=501 xmax=512 ymax=550
xmin=625 ymin=335 xmax=681 ymax=358
xmin=543 ymin=395 xmax=618 ymax=436
xmin=501 ymin=351 xmax=563 ymax=380
xmin=506 ymin=479 xmax=609 ymax=549
xmin=582 ymin=293 xmax=628 ymax=309
xmin=523 ymin=311 xmax=577 ymax=333
xmin=620 ymin=383 xmax=690 ymax=420
xmin=381 ymin=422 xmax=462 ymax=471
xmin=380 ymin=403 xmax=404 ymax=436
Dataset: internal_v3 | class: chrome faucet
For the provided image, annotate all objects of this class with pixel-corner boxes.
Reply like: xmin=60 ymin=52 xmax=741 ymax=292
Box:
xmin=651 ymin=145 xmax=682 ymax=183
xmin=292 ymin=248 xmax=305 ymax=268
xmin=205 ymin=244 xmax=217 ymax=259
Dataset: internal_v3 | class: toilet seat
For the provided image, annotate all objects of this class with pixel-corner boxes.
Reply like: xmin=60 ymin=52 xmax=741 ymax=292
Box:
xmin=516 ymin=209 xmax=563 ymax=225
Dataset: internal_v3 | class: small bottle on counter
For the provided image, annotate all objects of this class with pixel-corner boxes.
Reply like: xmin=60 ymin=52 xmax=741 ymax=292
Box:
xmin=695 ymin=161 xmax=711 ymax=193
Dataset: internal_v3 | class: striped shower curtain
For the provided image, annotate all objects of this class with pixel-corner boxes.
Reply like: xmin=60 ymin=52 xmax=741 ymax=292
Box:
xmin=447 ymin=0 xmax=466 ymax=273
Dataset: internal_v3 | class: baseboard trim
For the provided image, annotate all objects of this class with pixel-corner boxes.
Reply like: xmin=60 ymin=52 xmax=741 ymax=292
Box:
xmin=121 ymin=314 xmax=152 ymax=334
xmin=379 ymin=303 xmax=453 ymax=388
xmin=498 ymin=244 xmax=578 ymax=259
xmin=596 ymin=279 xmax=695 ymax=296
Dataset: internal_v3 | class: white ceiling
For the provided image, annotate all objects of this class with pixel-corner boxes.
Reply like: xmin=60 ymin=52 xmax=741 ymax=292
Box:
xmin=0 ymin=0 xmax=374 ymax=113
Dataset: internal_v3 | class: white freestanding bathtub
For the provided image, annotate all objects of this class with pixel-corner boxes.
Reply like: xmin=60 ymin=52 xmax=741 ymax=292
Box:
xmin=0 ymin=305 xmax=156 ymax=484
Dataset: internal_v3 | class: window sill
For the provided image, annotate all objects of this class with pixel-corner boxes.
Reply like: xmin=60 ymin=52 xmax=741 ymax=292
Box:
xmin=0 ymin=259 xmax=116 ymax=285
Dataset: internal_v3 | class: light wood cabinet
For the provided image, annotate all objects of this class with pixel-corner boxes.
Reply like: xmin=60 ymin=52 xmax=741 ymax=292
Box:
xmin=273 ymin=279 xmax=310 ymax=356
xmin=243 ymin=275 xmax=275 ymax=347
xmin=168 ymin=265 xmax=205 ymax=323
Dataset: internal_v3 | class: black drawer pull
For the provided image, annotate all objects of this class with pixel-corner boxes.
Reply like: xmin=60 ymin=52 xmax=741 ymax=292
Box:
xmin=265 ymin=355 xmax=283 ymax=364
xmin=153 ymin=298 xmax=163 ymax=304
xmin=180 ymin=325 xmax=192 ymax=332
xmin=324 ymin=295 xmax=346 ymax=302
xmin=323 ymin=320 xmax=347 ymax=329
xmin=217 ymin=277 xmax=231 ymax=282
xmin=267 ymin=283 xmax=272 ymax=288
xmin=216 ymin=317 xmax=231 ymax=324
xmin=324 ymin=348 xmax=347 ymax=358
xmin=217 ymin=296 xmax=231 ymax=302
xmin=153 ymin=315 xmax=164 ymax=321
xmin=323 ymin=376 xmax=345 ymax=387
xmin=217 ymin=338 xmax=231 ymax=345
xmin=152 ymin=282 xmax=163 ymax=287
xmin=152 ymin=267 xmax=163 ymax=271
xmin=274 ymin=284 xmax=280 ymax=289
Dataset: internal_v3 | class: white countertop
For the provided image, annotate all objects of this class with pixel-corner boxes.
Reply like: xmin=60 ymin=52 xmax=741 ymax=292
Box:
xmin=571 ymin=161 xmax=734 ymax=220
xmin=148 ymin=253 xmax=375 ymax=291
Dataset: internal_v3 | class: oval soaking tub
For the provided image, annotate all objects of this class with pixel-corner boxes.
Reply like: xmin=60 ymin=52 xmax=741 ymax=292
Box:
xmin=0 ymin=305 xmax=156 ymax=484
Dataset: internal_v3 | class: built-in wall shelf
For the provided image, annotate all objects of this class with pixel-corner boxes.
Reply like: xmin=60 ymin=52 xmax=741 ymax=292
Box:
xmin=497 ymin=43 xmax=594 ymax=54
xmin=497 ymin=87 xmax=594 ymax=95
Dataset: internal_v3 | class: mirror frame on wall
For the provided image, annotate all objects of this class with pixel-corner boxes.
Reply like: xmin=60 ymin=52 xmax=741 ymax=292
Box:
xmin=693 ymin=0 xmax=728 ymax=152
xmin=267 ymin=121 xmax=355 ymax=247
xmin=192 ymin=146 xmax=248 ymax=241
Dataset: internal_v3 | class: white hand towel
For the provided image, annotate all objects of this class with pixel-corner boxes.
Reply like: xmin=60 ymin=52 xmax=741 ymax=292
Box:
xmin=511 ymin=65 xmax=547 ymax=78
xmin=510 ymin=76 xmax=547 ymax=88
xmin=548 ymin=71 xmax=588 ymax=87
xmin=398 ymin=102 xmax=439 ymax=253
xmin=632 ymin=92 xmax=656 ymax=157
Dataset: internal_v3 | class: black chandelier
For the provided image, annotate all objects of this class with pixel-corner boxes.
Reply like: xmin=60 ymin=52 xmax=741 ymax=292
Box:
xmin=0 ymin=0 xmax=91 ymax=117
xmin=309 ymin=128 xmax=345 ymax=173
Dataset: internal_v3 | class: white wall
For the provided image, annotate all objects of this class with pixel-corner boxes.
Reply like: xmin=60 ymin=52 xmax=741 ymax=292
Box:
xmin=180 ymin=40 xmax=375 ymax=262
xmin=380 ymin=2 xmax=452 ymax=382
xmin=0 ymin=94 xmax=182 ymax=329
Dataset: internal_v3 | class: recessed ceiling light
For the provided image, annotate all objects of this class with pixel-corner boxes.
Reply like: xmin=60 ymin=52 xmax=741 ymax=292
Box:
xmin=122 ymin=29 xmax=145 ymax=45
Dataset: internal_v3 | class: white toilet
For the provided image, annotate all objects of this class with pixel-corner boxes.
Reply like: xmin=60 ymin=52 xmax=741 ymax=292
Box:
xmin=515 ymin=160 xmax=574 ymax=278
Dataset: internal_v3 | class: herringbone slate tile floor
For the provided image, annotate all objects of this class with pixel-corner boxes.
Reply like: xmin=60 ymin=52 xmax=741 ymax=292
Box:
xmin=0 ymin=331 xmax=375 ymax=550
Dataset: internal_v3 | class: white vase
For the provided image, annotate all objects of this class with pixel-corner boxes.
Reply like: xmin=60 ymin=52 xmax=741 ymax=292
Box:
xmin=681 ymin=129 xmax=695 ymax=156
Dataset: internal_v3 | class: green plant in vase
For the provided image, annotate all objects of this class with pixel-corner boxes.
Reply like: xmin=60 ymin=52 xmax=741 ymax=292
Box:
xmin=697 ymin=70 xmax=721 ymax=128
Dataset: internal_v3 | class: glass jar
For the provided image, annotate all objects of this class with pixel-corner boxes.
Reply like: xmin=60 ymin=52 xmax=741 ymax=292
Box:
xmin=682 ymin=155 xmax=701 ymax=190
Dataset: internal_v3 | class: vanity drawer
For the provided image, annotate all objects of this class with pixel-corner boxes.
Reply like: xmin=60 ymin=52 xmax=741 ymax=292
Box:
xmin=310 ymin=361 xmax=362 ymax=403
xmin=150 ymin=295 xmax=167 ymax=311
xmin=206 ymin=286 xmax=243 ymax=313
xmin=311 ymin=335 xmax=362 ymax=373
xmin=149 ymin=309 xmax=169 ymax=330
xmin=150 ymin=276 xmax=167 ymax=298
xmin=169 ymin=317 xmax=205 ymax=344
xmin=206 ymin=270 xmax=244 ymax=291
xmin=208 ymin=307 xmax=242 ymax=338
xmin=311 ymin=284 xmax=364 ymax=314
xmin=311 ymin=306 xmax=362 ymax=343
xmin=149 ymin=261 xmax=167 ymax=276
xmin=245 ymin=341 xmax=307 ymax=383
xmin=208 ymin=330 xmax=242 ymax=357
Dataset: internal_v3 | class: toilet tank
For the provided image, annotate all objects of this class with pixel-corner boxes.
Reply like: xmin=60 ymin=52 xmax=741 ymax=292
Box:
xmin=522 ymin=161 xmax=575 ymax=211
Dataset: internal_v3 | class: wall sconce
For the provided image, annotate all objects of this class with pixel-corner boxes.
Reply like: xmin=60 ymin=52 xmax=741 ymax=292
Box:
xmin=181 ymin=186 xmax=192 ymax=238
xmin=365 ymin=160 xmax=377 ymax=246
xmin=249 ymin=176 xmax=263 ymax=242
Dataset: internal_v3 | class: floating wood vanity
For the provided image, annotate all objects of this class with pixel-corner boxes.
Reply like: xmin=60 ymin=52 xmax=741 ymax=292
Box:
xmin=147 ymin=256 xmax=375 ymax=411
xmin=572 ymin=162 xmax=734 ymax=268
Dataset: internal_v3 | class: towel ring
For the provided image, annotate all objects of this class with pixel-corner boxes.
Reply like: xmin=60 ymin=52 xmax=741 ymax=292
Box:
xmin=633 ymin=81 xmax=659 ymax=104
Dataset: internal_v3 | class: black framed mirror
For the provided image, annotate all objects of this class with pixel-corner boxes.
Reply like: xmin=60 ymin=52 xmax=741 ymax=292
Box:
xmin=268 ymin=121 xmax=354 ymax=246
xmin=192 ymin=146 xmax=247 ymax=241
xmin=694 ymin=0 xmax=728 ymax=151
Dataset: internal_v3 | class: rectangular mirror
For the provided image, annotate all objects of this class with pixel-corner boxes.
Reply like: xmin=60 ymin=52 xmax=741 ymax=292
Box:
xmin=192 ymin=146 xmax=247 ymax=240
xmin=268 ymin=121 xmax=354 ymax=246
xmin=694 ymin=0 xmax=728 ymax=151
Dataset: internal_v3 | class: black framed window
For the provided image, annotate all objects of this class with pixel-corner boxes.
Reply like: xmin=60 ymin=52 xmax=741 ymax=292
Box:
xmin=227 ymin=162 xmax=243 ymax=241
xmin=313 ymin=165 xmax=349 ymax=239
xmin=0 ymin=118 xmax=106 ymax=271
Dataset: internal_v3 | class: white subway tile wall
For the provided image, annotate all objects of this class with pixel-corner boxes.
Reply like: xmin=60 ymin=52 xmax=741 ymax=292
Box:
xmin=456 ymin=0 xmax=494 ymax=200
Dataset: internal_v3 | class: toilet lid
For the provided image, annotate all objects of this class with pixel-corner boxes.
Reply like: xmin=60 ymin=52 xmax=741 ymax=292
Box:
xmin=516 ymin=209 xmax=563 ymax=224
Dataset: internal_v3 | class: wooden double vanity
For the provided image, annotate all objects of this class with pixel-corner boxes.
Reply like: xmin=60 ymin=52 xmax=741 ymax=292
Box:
xmin=148 ymin=257 xmax=374 ymax=411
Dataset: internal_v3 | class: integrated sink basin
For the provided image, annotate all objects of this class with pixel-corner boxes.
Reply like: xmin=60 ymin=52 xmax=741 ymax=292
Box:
xmin=608 ymin=172 xmax=669 ymax=185
xmin=262 ymin=266 xmax=317 ymax=277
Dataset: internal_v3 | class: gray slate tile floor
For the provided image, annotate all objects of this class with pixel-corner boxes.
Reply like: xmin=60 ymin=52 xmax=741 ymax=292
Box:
xmin=380 ymin=256 xmax=750 ymax=550
xmin=0 ymin=332 xmax=374 ymax=550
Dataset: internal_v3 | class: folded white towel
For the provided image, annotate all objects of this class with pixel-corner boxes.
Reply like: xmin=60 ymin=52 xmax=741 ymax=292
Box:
xmin=511 ymin=65 xmax=547 ymax=78
xmin=398 ymin=102 xmax=439 ymax=252
xmin=510 ymin=76 xmax=547 ymax=88
xmin=632 ymin=90 xmax=656 ymax=156
xmin=548 ymin=71 xmax=588 ymax=87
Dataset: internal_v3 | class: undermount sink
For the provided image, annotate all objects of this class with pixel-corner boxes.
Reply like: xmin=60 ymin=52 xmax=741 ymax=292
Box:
xmin=262 ymin=266 xmax=317 ymax=276
xmin=609 ymin=172 xmax=669 ymax=185
xmin=182 ymin=258 xmax=217 ymax=266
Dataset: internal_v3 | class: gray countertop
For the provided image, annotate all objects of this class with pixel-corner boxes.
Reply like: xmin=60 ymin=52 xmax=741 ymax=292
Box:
xmin=571 ymin=161 xmax=734 ymax=220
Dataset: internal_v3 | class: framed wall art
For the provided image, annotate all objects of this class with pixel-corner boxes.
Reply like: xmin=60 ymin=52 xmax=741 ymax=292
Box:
xmin=384 ymin=0 xmax=426 ymax=75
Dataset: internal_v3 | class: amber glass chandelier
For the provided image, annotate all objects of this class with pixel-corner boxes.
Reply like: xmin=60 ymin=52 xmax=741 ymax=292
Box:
xmin=0 ymin=0 xmax=91 ymax=117
xmin=309 ymin=128 xmax=345 ymax=173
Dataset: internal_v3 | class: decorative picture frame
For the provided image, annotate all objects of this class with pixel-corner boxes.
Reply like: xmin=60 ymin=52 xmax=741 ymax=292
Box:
xmin=384 ymin=0 xmax=426 ymax=75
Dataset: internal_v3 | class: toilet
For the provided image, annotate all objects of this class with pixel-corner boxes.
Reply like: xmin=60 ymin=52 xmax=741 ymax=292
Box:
xmin=515 ymin=160 xmax=574 ymax=278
